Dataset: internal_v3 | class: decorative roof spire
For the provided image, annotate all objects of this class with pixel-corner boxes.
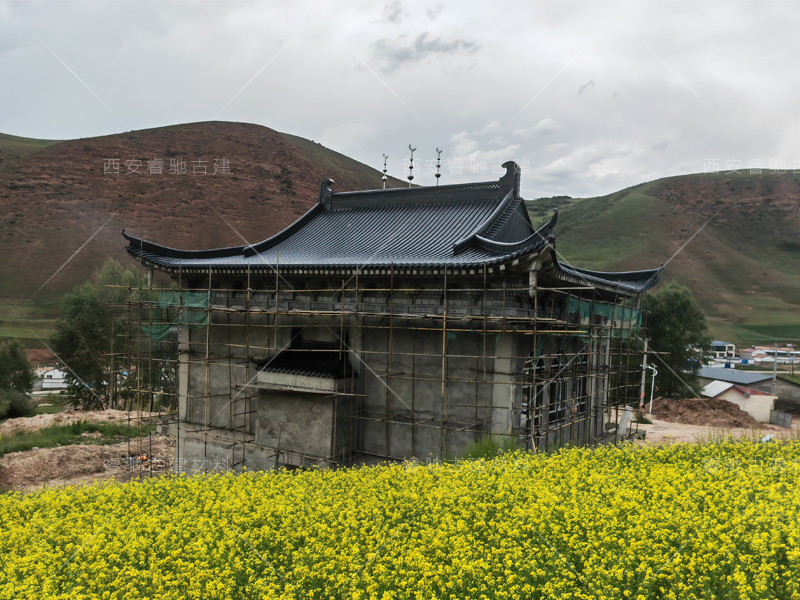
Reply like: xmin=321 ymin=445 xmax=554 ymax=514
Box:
xmin=435 ymin=148 xmax=442 ymax=186
xmin=407 ymin=144 xmax=416 ymax=187
xmin=382 ymin=153 xmax=388 ymax=189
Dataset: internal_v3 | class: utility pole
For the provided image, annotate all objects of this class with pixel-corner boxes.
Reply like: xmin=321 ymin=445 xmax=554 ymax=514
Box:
xmin=639 ymin=338 xmax=648 ymax=409
xmin=773 ymin=341 xmax=778 ymax=394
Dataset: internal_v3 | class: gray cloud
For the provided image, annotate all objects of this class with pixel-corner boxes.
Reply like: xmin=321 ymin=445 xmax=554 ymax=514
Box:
xmin=2 ymin=1 xmax=798 ymax=199
xmin=371 ymin=32 xmax=479 ymax=73
xmin=380 ymin=1 xmax=407 ymax=24
xmin=513 ymin=118 xmax=561 ymax=138
xmin=427 ymin=5 xmax=443 ymax=20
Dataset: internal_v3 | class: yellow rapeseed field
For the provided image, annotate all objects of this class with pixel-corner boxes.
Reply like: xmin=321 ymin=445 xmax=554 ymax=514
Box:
xmin=1 ymin=440 xmax=799 ymax=599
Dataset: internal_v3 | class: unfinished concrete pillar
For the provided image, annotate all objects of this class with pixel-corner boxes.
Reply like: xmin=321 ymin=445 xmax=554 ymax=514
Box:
xmin=177 ymin=326 xmax=190 ymax=422
xmin=491 ymin=333 xmax=517 ymax=435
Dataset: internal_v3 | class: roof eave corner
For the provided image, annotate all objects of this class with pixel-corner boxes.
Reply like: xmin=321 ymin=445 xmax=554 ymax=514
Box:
xmin=498 ymin=161 xmax=521 ymax=199
xmin=319 ymin=178 xmax=335 ymax=211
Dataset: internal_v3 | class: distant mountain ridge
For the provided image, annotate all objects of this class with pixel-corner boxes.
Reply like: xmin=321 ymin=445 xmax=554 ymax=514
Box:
xmin=1 ymin=122 xmax=798 ymax=347
xmin=0 ymin=122 xmax=406 ymax=300
xmin=527 ymin=172 xmax=800 ymax=345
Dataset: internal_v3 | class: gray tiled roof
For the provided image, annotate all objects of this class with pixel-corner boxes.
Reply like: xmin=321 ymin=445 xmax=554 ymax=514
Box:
xmin=123 ymin=161 xmax=662 ymax=293
xmin=125 ymin=164 xmax=542 ymax=269
xmin=697 ymin=367 xmax=772 ymax=385
xmin=253 ymin=340 xmax=357 ymax=379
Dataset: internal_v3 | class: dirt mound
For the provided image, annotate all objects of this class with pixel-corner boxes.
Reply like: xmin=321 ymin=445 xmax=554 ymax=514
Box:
xmin=0 ymin=435 xmax=174 ymax=491
xmin=650 ymin=397 xmax=761 ymax=428
xmin=0 ymin=409 xmax=157 ymax=436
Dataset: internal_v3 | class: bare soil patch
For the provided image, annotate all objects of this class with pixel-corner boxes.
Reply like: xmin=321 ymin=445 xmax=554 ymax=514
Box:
xmin=26 ymin=348 xmax=54 ymax=363
xmin=650 ymin=397 xmax=761 ymax=428
xmin=0 ymin=435 xmax=174 ymax=492
xmin=636 ymin=419 xmax=789 ymax=445
xmin=0 ymin=409 xmax=158 ymax=437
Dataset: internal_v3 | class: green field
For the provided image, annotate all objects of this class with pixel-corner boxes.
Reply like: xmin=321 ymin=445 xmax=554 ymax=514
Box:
xmin=0 ymin=132 xmax=61 ymax=160
xmin=0 ymin=302 xmax=59 ymax=348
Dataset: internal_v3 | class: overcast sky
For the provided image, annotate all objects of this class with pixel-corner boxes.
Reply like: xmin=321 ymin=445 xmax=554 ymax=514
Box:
xmin=2 ymin=1 xmax=799 ymax=198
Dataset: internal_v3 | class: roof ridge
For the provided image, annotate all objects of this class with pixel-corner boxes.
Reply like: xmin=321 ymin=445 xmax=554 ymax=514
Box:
xmin=334 ymin=181 xmax=500 ymax=199
xmin=483 ymin=198 xmax=525 ymax=239
xmin=452 ymin=188 xmax=517 ymax=254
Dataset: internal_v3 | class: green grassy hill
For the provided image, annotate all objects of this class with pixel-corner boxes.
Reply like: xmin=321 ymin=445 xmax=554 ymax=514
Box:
xmin=528 ymin=172 xmax=800 ymax=346
xmin=0 ymin=132 xmax=61 ymax=162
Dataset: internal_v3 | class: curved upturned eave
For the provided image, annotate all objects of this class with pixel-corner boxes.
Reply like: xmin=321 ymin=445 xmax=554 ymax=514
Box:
xmin=122 ymin=202 xmax=325 ymax=260
xmin=454 ymin=202 xmax=557 ymax=258
xmin=122 ymin=230 xmax=246 ymax=259
xmin=126 ymin=243 xmax=540 ymax=272
xmin=553 ymin=261 xmax=663 ymax=294
xmin=569 ymin=264 xmax=665 ymax=283
xmin=452 ymin=188 xmax=516 ymax=254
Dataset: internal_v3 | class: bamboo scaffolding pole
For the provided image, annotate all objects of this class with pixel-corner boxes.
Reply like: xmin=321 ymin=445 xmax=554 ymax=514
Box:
xmin=204 ymin=268 xmax=212 ymax=471
xmin=440 ymin=268 xmax=447 ymax=459
xmin=386 ymin=263 xmax=394 ymax=460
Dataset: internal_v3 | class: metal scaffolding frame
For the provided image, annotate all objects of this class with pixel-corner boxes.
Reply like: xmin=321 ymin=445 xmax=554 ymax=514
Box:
xmin=112 ymin=258 xmax=648 ymax=474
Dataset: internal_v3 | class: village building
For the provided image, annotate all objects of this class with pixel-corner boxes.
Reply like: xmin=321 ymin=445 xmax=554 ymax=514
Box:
xmin=697 ymin=366 xmax=800 ymax=405
xmin=739 ymin=347 xmax=767 ymax=362
xmin=700 ymin=380 xmax=776 ymax=422
xmin=41 ymin=367 xmax=68 ymax=390
xmin=710 ymin=340 xmax=736 ymax=360
xmin=123 ymin=162 xmax=661 ymax=471
xmin=740 ymin=345 xmax=800 ymax=364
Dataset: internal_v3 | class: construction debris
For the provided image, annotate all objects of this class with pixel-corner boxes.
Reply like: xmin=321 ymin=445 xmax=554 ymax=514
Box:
xmin=650 ymin=397 xmax=761 ymax=429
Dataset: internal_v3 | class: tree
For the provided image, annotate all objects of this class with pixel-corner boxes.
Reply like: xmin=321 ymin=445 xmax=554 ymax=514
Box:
xmin=0 ymin=339 xmax=34 ymax=394
xmin=50 ymin=259 xmax=148 ymax=410
xmin=0 ymin=390 xmax=35 ymax=420
xmin=643 ymin=282 xmax=711 ymax=398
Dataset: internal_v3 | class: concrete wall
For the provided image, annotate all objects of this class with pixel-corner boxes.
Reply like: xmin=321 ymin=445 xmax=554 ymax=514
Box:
xmin=356 ymin=317 xmax=519 ymax=461
xmin=717 ymin=388 xmax=775 ymax=423
xmin=169 ymin=276 xmax=621 ymax=470
xmin=255 ymin=389 xmax=348 ymax=467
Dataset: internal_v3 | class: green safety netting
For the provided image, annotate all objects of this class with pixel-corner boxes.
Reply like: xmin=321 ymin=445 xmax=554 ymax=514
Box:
xmin=142 ymin=291 xmax=209 ymax=341
xmin=445 ymin=329 xmax=502 ymax=343
xmin=443 ymin=298 xmax=641 ymax=352
xmin=568 ymin=297 xmax=641 ymax=339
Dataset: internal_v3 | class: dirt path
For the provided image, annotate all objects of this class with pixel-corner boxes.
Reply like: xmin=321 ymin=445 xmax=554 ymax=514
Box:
xmin=0 ymin=410 xmax=159 ymax=436
xmin=637 ymin=418 xmax=796 ymax=444
xmin=0 ymin=435 xmax=175 ymax=492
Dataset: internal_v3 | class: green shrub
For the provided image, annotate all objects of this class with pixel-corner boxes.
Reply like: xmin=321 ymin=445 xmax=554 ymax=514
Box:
xmin=0 ymin=390 xmax=35 ymax=420
xmin=464 ymin=435 xmax=521 ymax=460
